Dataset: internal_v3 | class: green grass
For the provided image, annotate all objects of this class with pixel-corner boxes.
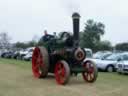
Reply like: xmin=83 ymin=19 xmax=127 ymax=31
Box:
xmin=0 ymin=58 xmax=31 ymax=69
xmin=0 ymin=58 xmax=128 ymax=96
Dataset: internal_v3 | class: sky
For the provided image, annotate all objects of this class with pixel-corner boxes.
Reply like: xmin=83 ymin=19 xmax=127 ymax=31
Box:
xmin=0 ymin=0 xmax=128 ymax=45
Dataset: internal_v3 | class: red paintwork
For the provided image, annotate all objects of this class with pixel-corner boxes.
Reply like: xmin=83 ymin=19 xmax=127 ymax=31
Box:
xmin=55 ymin=61 xmax=66 ymax=84
xmin=82 ymin=62 xmax=95 ymax=81
xmin=32 ymin=47 xmax=44 ymax=78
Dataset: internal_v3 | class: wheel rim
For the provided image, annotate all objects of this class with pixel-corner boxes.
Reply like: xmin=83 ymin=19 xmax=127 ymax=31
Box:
xmin=32 ymin=47 xmax=44 ymax=78
xmin=107 ymin=66 xmax=113 ymax=72
xmin=82 ymin=61 xmax=97 ymax=82
xmin=55 ymin=60 xmax=70 ymax=85
xmin=55 ymin=62 xmax=67 ymax=84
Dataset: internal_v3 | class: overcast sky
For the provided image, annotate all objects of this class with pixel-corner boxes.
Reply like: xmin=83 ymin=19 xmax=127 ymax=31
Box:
xmin=0 ymin=0 xmax=128 ymax=45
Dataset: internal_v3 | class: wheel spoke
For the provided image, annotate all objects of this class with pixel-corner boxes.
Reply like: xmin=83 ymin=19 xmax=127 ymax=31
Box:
xmin=55 ymin=61 xmax=70 ymax=85
xmin=87 ymin=73 xmax=90 ymax=80
xmin=61 ymin=66 xmax=65 ymax=77
xmin=90 ymin=73 xmax=94 ymax=80
xmin=59 ymin=63 xmax=62 ymax=69
xmin=82 ymin=61 xmax=97 ymax=83
xmin=89 ymin=67 xmax=94 ymax=73
xmin=88 ymin=73 xmax=93 ymax=80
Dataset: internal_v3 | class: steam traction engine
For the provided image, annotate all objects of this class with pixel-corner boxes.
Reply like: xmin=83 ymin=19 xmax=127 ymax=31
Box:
xmin=32 ymin=13 xmax=98 ymax=85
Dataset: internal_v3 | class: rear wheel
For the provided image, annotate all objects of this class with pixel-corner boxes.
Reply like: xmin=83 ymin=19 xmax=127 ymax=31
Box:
xmin=32 ymin=47 xmax=49 ymax=78
xmin=54 ymin=60 xmax=70 ymax=85
xmin=82 ymin=60 xmax=98 ymax=83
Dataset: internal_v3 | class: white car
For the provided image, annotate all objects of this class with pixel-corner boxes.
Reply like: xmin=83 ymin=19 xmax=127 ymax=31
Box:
xmin=23 ymin=52 xmax=32 ymax=61
xmin=84 ymin=51 xmax=113 ymax=72
xmin=84 ymin=48 xmax=93 ymax=58
xmin=95 ymin=52 xmax=128 ymax=72
xmin=93 ymin=51 xmax=112 ymax=60
xmin=18 ymin=47 xmax=35 ymax=59
xmin=94 ymin=53 xmax=123 ymax=72
xmin=85 ymin=52 xmax=113 ymax=71
xmin=116 ymin=53 xmax=128 ymax=74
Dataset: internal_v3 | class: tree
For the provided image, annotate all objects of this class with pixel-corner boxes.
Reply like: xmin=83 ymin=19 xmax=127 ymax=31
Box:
xmin=96 ymin=40 xmax=112 ymax=51
xmin=14 ymin=42 xmax=28 ymax=49
xmin=115 ymin=42 xmax=128 ymax=51
xmin=0 ymin=32 xmax=11 ymax=49
xmin=28 ymin=41 xmax=37 ymax=47
xmin=80 ymin=19 xmax=105 ymax=52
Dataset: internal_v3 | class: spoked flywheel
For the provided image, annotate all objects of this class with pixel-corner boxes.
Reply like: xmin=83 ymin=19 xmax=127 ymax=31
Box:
xmin=55 ymin=60 xmax=70 ymax=85
xmin=32 ymin=47 xmax=49 ymax=78
xmin=82 ymin=60 xmax=98 ymax=83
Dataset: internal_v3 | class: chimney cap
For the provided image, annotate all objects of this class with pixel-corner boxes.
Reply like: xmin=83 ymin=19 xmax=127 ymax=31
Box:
xmin=72 ymin=12 xmax=80 ymax=19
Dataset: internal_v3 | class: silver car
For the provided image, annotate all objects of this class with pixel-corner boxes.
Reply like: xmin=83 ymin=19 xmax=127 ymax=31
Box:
xmin=93 ymin=52 xmax=112 ymax=60
xmin=116 ymin=53 xmax=128 ymax=74
xmin=95 ymin=53 xmax=124 ymax=72
xmin=23 ymin=52 xmax=32 ymax=61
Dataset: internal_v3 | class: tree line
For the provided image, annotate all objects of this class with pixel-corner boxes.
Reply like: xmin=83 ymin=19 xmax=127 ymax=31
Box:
xmin=0 ymin=19 xmax=128 ymax=52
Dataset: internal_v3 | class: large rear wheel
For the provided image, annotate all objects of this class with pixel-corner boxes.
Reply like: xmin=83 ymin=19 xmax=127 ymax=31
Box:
xmin=32 ymin=47 xmax=49 ymax=78
xmin=82 ymin=60 xmax=98 ymax=83
xmin=54 ymin=60 xmax=70 ymax=85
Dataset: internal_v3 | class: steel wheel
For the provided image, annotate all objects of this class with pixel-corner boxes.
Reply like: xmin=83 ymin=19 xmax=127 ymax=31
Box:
xmin=32 ymin=47 xmax=49 ymax=78
xmin=82 ymin=60 xmax=98 ymax=83
xmin=55 ymin=60 xmax=70 ymax=85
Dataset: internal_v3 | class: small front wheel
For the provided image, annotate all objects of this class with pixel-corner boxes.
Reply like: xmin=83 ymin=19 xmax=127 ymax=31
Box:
xmin=82 ymin=60 xmax=98 ymax=83
xmin=54 ymin=60 xmax=70 ymax=85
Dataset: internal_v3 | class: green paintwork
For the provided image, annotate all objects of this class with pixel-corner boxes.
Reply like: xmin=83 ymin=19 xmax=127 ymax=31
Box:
xmin=71 ymin=67 xmax=87 ymax=73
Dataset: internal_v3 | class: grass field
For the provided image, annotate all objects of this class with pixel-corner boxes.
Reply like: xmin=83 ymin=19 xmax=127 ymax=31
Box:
xmin=0 ymin=58 xmax=128 ymax=96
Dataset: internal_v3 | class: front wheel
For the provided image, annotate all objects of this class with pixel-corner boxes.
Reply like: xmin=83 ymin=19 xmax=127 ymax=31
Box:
xmin=82 ymin=60 xmax=98 ymax=83
xmin=106 ymin=65 xmax=114 ymax=72
xmin=54 ymin=60 xmax=70 ymax=85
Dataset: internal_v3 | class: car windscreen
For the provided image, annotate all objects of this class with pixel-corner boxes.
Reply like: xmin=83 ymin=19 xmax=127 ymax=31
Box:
xmin=105 ymin=54 xmax=120 ymax=60
xmin=93 ymin=52 xmax=103 ymax=59
xmin=102 ymin=53 xmax=112 ymax=59
xmin=86 ymin=51 xmax=92 ymax=58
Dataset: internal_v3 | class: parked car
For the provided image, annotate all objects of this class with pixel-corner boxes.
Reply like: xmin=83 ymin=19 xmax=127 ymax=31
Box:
xmin=84 ymin=51 xmax=112 ymax=72
xmin=116 ymin=53 xmax=128 ymax=74
xmin=93 ymin=51 xmax=112 ymax=59
xmin=0 ymin=50 xmax=2 ymax=57
xmin=1 ymin=51 xmax=9 ymax=58
xmin=17 ymin=47 xmax=35 ymax=60
xmin=95 ymin=53 xmax=124 ymax=72
xmin=4 ymin=51 xmax=14 ymax=58
xmin=23 ymin=52 xmax=32 ymax=61
xmin=84 ymin=48 xmax=93 ymax=58
xmin=18 ymin=49 xmax=28 ymax=59
xmin=11 ymin=51 xmax=20 ymax=59
xmin=93 ymin=51 xmax=112 ymax=60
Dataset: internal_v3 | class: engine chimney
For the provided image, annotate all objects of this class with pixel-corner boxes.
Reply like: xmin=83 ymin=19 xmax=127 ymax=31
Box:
xmin=72 ymin=12 xmax=80 ymax=47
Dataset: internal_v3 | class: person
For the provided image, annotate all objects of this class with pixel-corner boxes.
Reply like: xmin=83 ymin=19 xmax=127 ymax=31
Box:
xmin=42 ymin=30 xmax=54 ymax=42
xmin=53 ymin=32 xmax=57 ymax=39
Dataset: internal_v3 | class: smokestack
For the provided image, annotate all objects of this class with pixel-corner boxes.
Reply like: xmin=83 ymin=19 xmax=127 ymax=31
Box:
xmin=72 ymin=12 xmax=80 ymax=46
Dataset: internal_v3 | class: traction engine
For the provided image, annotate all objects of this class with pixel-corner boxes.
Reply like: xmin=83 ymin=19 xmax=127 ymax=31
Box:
xmin=32 ymin=13 xmax=98 ymax=85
